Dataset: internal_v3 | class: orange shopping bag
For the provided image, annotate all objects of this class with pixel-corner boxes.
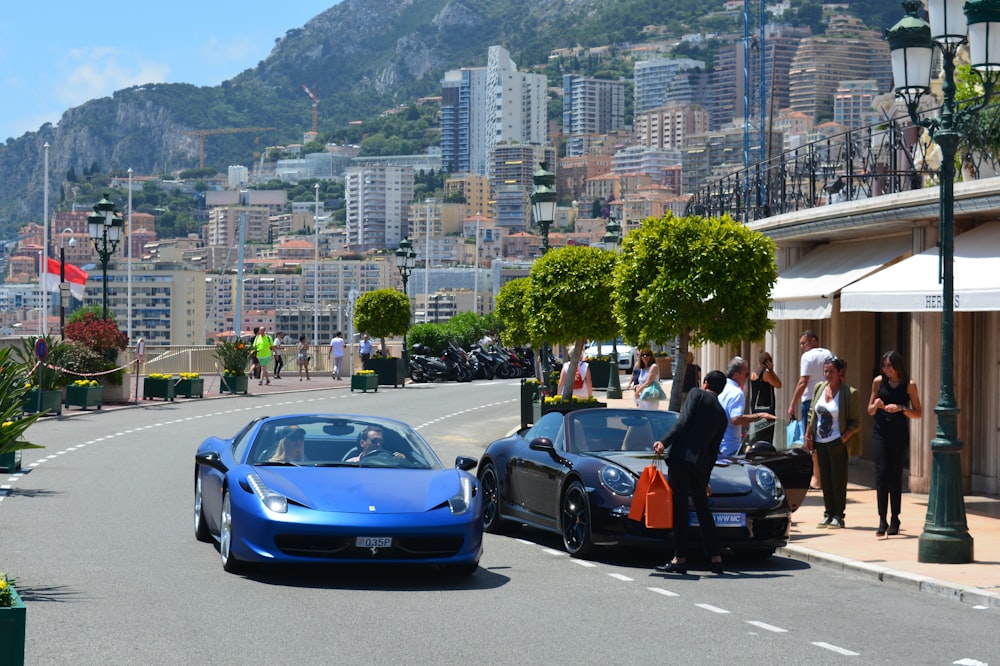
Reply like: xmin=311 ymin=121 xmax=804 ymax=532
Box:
xmin=628 ymin=462 xmax=673 ymax=529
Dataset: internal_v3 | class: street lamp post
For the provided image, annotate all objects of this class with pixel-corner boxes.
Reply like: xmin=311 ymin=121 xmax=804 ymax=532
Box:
xmin=531 ymin=162 xmax=558 ymax=377
xmin=887 ymin=0 xmax=1000 ymax=564
xmin=59 ymin=228 xmax=76 ymax=336
xmin=313 ymin=183 xmax=320 ymax=348
xmin=602 ymin=214 xmax=623 ymax=399
xmin=87 ymin=195 xmax=124 ymax=321
xmin=395 ymin=238 xmax=416 ymax=365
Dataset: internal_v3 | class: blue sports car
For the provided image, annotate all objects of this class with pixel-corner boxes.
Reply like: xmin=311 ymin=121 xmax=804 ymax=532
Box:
xmin=194 ymin=414 xmax=483 ymax=575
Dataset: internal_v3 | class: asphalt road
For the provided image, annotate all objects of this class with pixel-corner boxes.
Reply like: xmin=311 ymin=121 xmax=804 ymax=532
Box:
xmin=2 ymin=381 xmax=996 ymax=665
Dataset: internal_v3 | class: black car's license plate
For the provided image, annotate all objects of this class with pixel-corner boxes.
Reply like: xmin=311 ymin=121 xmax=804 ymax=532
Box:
xmin=689 ymin=512 xmax=746 ymax=527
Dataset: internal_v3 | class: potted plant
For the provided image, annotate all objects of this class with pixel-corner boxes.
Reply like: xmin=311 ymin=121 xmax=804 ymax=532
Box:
xmin=350 ymin=369 xmax=379 ymax=392
xmin=15 ymin=334 xmax=65 ymax=416
xmin=62 ymin=307 xmax=129 ymax=402
xmin=533 ymin=394 xmax=607 ymax=423
xmin=143 ymin=373 xmax=176 ymax=401
xmin=354 ymin=289 xmax=411 ymax=387
xmin=521 ymin=378 xmax=540 ymax=428
xmin=64 ymin=379 xmax=103 ymax=410
xmin=0 ymin=572 xmax=26 ymax=666
xmin=215 ymin=339 xmax=252 ymax=394
xmin=584 ymin=355 xmax=612 ymax=389
xmin=0 ymin=347 xmax=44 ymax=473
xmin=176 ymin=372 xmax=204 ymax=398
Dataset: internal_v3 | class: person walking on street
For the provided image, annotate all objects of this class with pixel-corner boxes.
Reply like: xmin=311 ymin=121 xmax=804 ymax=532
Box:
xmin=359 ymin=334 xmax=373 ymax=368
xmin=272 ymin=332 xmax=284 ymax=379
xmin=787 ymin=330 xmax=830 ymax=489
xmin=652 ymin=370 xmax=729 ymax=575
xmin=297 ymin=335 xmax=311 ymax=381
xmin=746 ymin=351 xmax=782 ymax=446
xmin=804 ymin=356 xmax=861 ymax=529
xmin=253 ymin=327 xmax=273 ymax=386
xmin=680 ymin=351 xmax=701 ymax=404
xmin=330 ymin=331 xmax=345 ymax=380
xmin=718 ymin=356 xmax=776 ymax=458
xmin=632 ymin=349 xmax=662 ymax=410
xmin=557 ymin=357 xmax=592 ymax=399
xmin=867 ymin=350 xmax=922 ymax=537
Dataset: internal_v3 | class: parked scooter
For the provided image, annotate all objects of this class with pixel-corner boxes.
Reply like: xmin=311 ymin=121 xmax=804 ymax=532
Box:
xmin=408 ymin=343 xmax=450 ymax=382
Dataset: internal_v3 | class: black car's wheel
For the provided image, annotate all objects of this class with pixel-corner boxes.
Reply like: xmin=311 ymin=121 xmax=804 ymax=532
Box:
xmin=194 ymin=473 xmax=212 ymax=543
xmin=561 ymin=480 xmax=595 ymax=558
xmin=734 ymin=548 xmax=775 ymax=561
xmin=479 ymin=463 xmax=519 ymax=534
xmin=220 ymin=489 xmax=244 ymax=574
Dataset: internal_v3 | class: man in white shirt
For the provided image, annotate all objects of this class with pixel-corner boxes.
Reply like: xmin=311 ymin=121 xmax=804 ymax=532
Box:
xmin=717 ymin=357 xmax=776 ymax=458
xmin=329 ymin=331 xmax=345 ymax=380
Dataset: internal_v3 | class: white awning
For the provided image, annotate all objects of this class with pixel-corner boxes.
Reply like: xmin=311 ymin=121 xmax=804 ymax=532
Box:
xmin=841 ymin=221 xmax=1000 ymax=313
xmin=769 ymin=236 xmax=912 ymax=320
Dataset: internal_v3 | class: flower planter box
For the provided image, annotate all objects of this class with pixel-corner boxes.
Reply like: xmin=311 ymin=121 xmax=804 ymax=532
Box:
xmin=143 ymin=377 xmax=176 ymax=401
xmin=220 ymin=374 xmax=249 ymax=395
xmin=0 ymin=584 xmax=26 ymax=666
xmin=176 ymin=378 xmax=204 ymax=398
xmin=351 ymin=374 xmax=379 ymax=392
xmin=533 ymin=399 xmax=607 ymax=423
xmin=655 ymin=356 xmax=673 ymax=380
xmin=366 ymin=358 xmax=406 ymax=387
xmin=0 ymin=450 xmax=21 ymax=473
xmin=22 ymin=389 xmax=62 ymax=416
xmin=65 ymin=384 xmax=103 ymax=410
xmin=586 ymin=360 xmax=612 ymax=390
xmin=521 ymin=380 xmax=540 ymax=428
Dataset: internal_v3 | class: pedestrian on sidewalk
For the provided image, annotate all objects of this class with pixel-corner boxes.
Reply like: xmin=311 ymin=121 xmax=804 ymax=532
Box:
xmin=652 ymin=370 xmax=728 ymax=575
xmin=745 ymin=351 xmax=782 ymax=447
xmin=329 ymin=331 xmax=345 ymax=380
xmin=804 ymin=355 xmax=861 ymax=529
xmin=253 ymin=327 xmax=273 ymax=386
xmin=272 ymin=332 xmax=285 ymax=379
xmin=868 ymin=350 xmax=923 ymax=537
xmin=632 ymin=349 xmax=661 ymax=410
xmin=359 ymin=334 xmax=373 ymax=368
xmin=297 ymin=335 xmax=311 ymax=381
xmin=787 ymin=329 xmax=831 ymax=490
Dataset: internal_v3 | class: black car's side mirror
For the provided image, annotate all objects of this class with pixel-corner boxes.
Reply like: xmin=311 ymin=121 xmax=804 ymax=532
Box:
xmin=529 ymin=437 xmax=572 ymax=468
xmin=455 ymin=456 xmax=477 ymax=471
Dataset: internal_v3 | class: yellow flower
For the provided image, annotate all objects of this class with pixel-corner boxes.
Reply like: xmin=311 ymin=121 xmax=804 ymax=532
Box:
xmin=2 ymin=421 xmax=12 ymax=428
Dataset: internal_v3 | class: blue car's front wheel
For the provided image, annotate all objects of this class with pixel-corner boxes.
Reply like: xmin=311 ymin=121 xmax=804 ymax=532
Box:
xmin=220 ymin=490 xmax=244 ymax=574
xmin=194 ymin=474 xmax=212 ymax=543
xmin=561 ymin=480 xmax=595 ymax=559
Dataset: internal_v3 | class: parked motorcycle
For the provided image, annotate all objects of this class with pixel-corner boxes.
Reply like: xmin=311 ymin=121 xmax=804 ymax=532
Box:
xmin=408 ymin=343 xmax=450 ymax=383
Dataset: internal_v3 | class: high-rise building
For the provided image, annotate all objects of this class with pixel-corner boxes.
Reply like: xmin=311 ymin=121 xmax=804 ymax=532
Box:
xmin=562 ymin=75 xmax=626 ymax=157
xmin=490 ymin=144 xmax=554 ymax=230
xmin=834 ymin=80 xmax=881 ymax=129
xmin=344 ymin=165 xmax=414 ymax=252
xmin=634 ymin=103 xmax=710 ymax=151
xmin=441 ymin=67 xmax=489 ymax=175
xmin=633 ymin=57 xmax=706 ymax=116
xmin=484 ymin=46 xmax=548 ymax=178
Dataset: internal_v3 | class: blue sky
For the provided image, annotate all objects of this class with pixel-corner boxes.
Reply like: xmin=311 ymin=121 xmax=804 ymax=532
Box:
xmin=0 ymin=1 xmax=339 ymax=141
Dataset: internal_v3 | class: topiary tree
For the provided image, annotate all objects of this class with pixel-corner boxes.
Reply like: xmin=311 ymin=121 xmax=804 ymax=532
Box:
xmin=494 ymin=278 xmax=534 ymax=349
xmin=613 ymin=212 xmax=778 ymax=411
xmin=526 ymin=245 xmax=618 ymax=400
xmin=353 ymin=288 xmax=411 ymax=357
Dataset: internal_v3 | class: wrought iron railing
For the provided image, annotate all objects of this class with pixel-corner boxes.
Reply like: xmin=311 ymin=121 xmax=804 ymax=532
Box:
xmin=686 ymin=98 xmax=1000 ymax=223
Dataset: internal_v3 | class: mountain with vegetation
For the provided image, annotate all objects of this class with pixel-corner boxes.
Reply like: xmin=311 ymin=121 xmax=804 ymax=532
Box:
xmin=0 ymin=0 xmax=897 ymax=234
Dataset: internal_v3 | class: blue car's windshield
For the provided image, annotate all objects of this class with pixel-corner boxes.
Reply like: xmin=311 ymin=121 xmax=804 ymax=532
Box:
xmin=247 ymin=416 xmax=442 ymax=470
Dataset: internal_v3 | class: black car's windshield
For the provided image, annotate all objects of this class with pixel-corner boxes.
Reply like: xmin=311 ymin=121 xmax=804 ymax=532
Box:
xmin=247 ymin=416 xmax=442 ymax=470
xmin=565 ymin=410 xmax=679 ymax=453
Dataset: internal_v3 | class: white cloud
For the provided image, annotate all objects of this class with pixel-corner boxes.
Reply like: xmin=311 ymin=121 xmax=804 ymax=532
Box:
xmin=55 ymin=47 xmax=171 ymax=107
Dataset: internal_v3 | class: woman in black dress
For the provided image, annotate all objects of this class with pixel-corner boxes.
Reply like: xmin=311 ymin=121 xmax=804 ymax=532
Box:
xmin=867 ymin=350 xmax=923 ymax=537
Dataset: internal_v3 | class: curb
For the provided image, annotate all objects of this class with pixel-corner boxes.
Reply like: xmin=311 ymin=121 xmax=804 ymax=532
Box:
xmin=779 ymin=544 xmax=1000 ymax=609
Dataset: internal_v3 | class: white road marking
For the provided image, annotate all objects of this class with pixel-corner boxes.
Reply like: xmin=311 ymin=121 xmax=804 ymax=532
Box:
xmin=812 ymin=642 xmax=859 ymax=656
xmin=542 ymin=548 xmax=564 ymax=556
xmin=647 ymin=587 xmax=679 ymax=597
xmin=607 ymin=573 xmax=633 ymax=582
xmin=746 ymin=620 xmax=787 ymax=633
xmin=695 ymin=603 xmax=730 ymax=614
xmin=571 ymin=560 xmax=596 ymax=568
xmin=954 ymin=659 xmax=989 ymax=666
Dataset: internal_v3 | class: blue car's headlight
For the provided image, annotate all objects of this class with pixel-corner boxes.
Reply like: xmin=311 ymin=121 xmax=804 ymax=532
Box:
xmin=753 ymin=466 xmax=783 ymax=500
xmin=599 ymin=465 xmax=636 ymax=496
xmin=247 ymin=473 xmax=288 ymax=513
xmin=448 ymin=476 xmax=474 ymax=515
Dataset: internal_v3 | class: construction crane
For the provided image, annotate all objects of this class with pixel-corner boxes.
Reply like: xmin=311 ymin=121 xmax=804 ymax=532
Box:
xmin=184 ymin=127 xmax=276 ymax=168
xmin=302 ymin=85 xmax=319 ymax=134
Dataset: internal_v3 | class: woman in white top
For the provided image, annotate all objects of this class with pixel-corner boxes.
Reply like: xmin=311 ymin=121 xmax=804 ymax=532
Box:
xmin=557 ymin=359 xmax=592 ymax=399
xmin=633 ymin=349 xmax=662 ymax=410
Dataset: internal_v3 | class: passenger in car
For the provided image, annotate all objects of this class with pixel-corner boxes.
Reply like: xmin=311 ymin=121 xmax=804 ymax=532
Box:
xmin=269 ymin=427 xmax=306 ymax=463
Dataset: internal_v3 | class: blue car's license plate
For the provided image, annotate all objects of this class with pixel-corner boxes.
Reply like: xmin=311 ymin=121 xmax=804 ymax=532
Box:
xmin=689 ymin=512 xmax=746 ymax=527
xmin=356 ymin=536 xmax=392 ymax=548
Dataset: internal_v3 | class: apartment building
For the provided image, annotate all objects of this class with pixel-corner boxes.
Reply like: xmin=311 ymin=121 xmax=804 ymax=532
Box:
xmin=344 ymin=165 xmax=414 ymax=252
xmin=562 ymin=75 xmax=627 ymax=157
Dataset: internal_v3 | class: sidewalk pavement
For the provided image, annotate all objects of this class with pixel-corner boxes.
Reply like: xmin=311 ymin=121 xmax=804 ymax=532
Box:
xmin=70 ymin=373 xmax=1000 ymax=608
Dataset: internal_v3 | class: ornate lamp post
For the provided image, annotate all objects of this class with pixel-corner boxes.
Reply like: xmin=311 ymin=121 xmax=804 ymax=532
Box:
xmin=887 ymin=0 xmax=1000 ymax=564
xmin=602 ymin=214 xmax=623 ymax=399
xmin=395 ymin=237 xmax=416 ymax=365
xmin=59 ymin=228 xmax=76 ymax=336
xmin=87 ymin=195 xmax=124 ymax=320
xmin=531 ymin=162 xmax=558 ymax=376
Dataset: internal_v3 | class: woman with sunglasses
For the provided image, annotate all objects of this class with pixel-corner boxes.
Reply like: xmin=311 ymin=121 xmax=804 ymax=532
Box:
xmin=633 ymin=349 xmax=663 ymax=410
xmin=804 ymin=356 xmax=861 ymax=529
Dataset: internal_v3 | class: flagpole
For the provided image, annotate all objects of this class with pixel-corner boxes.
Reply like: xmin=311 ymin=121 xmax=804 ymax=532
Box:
xmin=42 ymin=142 xmax=49 ymax=336
xmin=127 ymin=168 xmax=133 ymax=343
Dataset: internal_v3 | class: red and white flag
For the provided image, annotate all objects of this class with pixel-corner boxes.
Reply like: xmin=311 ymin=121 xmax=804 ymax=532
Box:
xmin=45 ymin=257 xmax=88 ymax=301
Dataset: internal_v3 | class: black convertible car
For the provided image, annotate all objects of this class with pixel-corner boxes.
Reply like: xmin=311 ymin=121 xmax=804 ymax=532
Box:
xmin=478 ymin=407 xmax=812 ymax=559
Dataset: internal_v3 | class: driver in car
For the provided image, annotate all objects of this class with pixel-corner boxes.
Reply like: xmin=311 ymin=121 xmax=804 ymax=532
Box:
xmin=346 ymin=426 xmax=406 ymax=462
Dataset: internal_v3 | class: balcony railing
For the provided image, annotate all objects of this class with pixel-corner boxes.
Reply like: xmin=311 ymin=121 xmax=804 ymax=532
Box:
xmin=686 ymin=98 xmax=1000 ymax=223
